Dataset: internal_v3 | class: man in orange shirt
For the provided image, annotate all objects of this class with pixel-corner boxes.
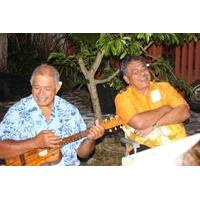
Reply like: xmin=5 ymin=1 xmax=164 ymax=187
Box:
xmin=115 ymin=55 xmax=190 ymax=149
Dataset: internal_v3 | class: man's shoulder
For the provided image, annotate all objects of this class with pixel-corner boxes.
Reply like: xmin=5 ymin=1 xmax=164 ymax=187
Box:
xmin=118 ymin=86 xmax=131 ymax=95
xmin=151 ymin=81 xmax=172 ymax=89
xmin=1 ymin=95 xmax=33 ymax=120
xmin=116 ymin=87 xmax=131 ymax=98
xmin=9 ymin=95 xmax=33 ymax=110
xmin=55 ymin=96 xmax=83 ymax=120
xmin=55 ymin=96 xmax=78 ymax=111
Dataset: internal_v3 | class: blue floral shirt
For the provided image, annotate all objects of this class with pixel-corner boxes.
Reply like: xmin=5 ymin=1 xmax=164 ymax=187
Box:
xmin=0 ymin=95 xmax=87 ymax=166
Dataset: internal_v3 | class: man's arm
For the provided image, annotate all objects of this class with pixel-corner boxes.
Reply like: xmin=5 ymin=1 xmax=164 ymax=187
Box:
xmin=76 ymin=120 xmax=104 ymax=159
xmin=76 ymin=138 xmax=96 ymax=159
xmin=0 ymin=138 xmax=37 ymax=159
xmin=0 ymin=131 xmax=62 ymax=159
xmin=128 ymin=105 xmax=173 ymax=130
xmin=128 ymin=104 xmax=190 ymax=130
xmin=156 ymin=104 xmax=190 ymax=126
xmin=129 ymin=104 xmax=190 ymax=138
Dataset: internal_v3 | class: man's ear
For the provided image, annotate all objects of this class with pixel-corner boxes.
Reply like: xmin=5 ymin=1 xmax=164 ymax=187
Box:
xmin=123 ymin=76 xmax=130 ymax=84
xmin=56 ymin=81 xmax=62 ymax=93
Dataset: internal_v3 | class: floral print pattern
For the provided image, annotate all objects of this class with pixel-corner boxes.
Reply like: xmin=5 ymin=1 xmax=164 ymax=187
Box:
xmin=0 ymin=95 xmax=87 ymax=166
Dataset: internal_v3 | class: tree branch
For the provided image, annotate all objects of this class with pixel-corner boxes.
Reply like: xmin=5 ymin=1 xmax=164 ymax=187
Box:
xmin=78 ymin=57 xmax=89 ymax=78
xmin=89 ymin=51 xmax=103 ymax=76
xmin=144 ymin=41 xmax=154 ymax=50
xmin=95 ymin=69 xmax=120 ymax=85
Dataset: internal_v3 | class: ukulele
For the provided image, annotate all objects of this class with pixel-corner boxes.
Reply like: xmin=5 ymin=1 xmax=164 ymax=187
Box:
xmin=5 ymin=115 xmax=122 ymax=166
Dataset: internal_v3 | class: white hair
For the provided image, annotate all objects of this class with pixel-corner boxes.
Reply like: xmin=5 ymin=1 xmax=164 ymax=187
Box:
xmin=30 ymin=64 xmax=60 ymax=85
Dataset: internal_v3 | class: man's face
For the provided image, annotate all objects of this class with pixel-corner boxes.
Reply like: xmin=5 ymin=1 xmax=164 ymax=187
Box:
xmin=124 ymin=60 xmax=151 ymax=91
xmin=31 ymin=74 xmax=59 ymax=108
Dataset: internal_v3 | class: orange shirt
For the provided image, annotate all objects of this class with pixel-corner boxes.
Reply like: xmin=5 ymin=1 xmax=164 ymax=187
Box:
xmin=115 ymin=82 xmax=189 ymax=147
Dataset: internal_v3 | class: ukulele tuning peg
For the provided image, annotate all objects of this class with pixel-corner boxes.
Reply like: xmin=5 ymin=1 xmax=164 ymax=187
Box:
xmin=109 ymin=129 xmax=112 ymax=132
xmin=114 ymin=127 xmax=117 ymax=130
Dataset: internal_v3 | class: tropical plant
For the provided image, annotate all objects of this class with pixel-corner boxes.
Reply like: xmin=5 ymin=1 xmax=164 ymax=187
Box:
xmin=48 ymin=33 xmax=200 ymax=120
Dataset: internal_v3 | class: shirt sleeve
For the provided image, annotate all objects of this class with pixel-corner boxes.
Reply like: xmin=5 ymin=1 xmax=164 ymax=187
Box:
xmin=115 ymin=92 xmax=138 ymax=124
xmin=0 ymin=106 xmax=21 ymax=141
xmin=162 ymin=82 xmax=189 ymax=108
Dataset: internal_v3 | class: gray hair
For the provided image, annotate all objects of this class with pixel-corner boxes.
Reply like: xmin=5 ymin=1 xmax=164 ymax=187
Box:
xmin=30 ymin=64 xmax=60 ymax=85
xmin=120 ymin=55 xmax=147 ymax=76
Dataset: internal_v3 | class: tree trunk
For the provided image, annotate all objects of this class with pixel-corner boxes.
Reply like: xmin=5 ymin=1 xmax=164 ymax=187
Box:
xmin=78 ymin=52 xmax=119 ymax=121
xmin=78 ymin=53 xmax=104 ymax=120
xmin=0 ymin=33 xmax=8 ymax=72
xmin=87 ymin=79 xmax=102 ymax=120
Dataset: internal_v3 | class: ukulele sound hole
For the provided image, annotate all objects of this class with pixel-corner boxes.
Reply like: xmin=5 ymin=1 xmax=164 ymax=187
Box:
xmin=38 ymin=149 xmax=48 ymax=157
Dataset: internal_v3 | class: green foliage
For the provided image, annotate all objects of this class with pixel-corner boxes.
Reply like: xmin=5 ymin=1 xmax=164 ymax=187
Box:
xmin=152 ymin=57 xmax=174 ymax=80
xmin=96 ymin=34 xmax=131 ymax=58
xmin=96 ymin=33 xmax=196 ymax=95
xmin=128 ymin=41 xmax=144 ymax=56
xmin=98 ymin=33 xmax=146 ymax=57
xmin=151 ymin=57 xmax=192 ymax=96
xmin=136 ymin=33 xmax=152 ymax=43
xmin=151 ymin=33 xmax=180 ymax=46
xmin=48 ymin=52 xmax=87 ymax=89
xmin=97 ymin=62 xmax=125 ymax=91
xmin=175 ymin=33 xmax=200 ymax=44
xmin=78 ymin=41 xmax=98 ymax=69
xmin=97 ymin=33 xmax=182 ymax=57
xmin=171 ymin=78 xmax=193 ymax=96
xmin=9 ymin=33 xmax=196 ymax=96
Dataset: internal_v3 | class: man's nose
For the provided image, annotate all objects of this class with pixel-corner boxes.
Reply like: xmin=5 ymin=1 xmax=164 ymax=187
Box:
xmin=38 ymin=88 xmax=45 ymax=95
xmin=140 ymin=68 xmax=146 ymax=75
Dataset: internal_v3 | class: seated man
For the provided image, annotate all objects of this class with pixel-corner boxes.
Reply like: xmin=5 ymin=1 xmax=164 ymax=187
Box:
xmin=0 ymin=64 xmax=105 ymax=166
xmin=115 ymin=55 xmax=190 ymax=149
